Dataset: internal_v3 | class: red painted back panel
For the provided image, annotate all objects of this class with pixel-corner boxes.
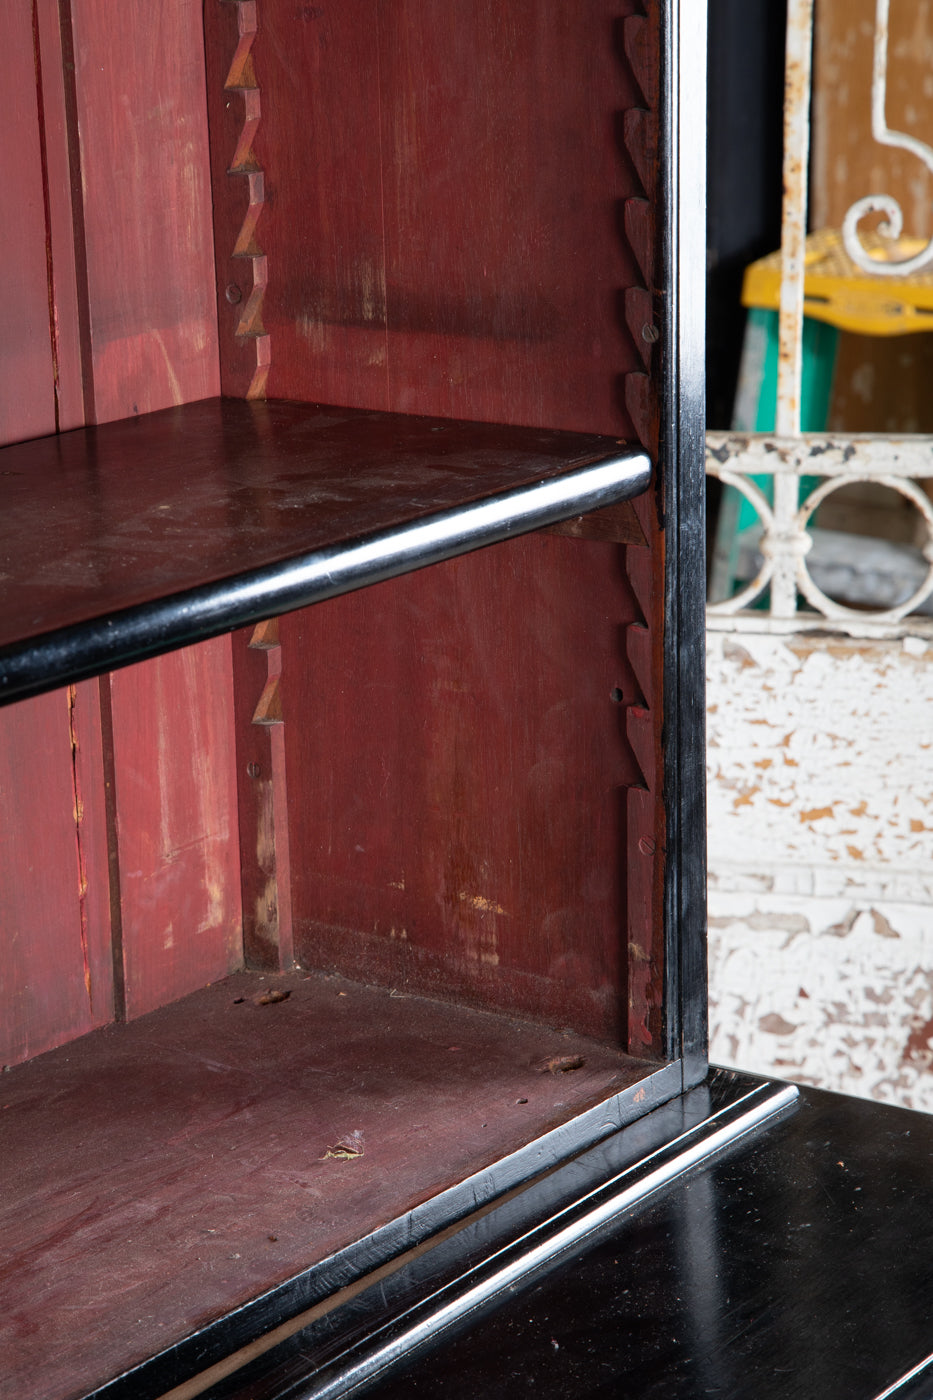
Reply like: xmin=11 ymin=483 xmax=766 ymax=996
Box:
xmin=282 ymin=534 xmax=643 ymax=1040
xmin=206 ymin=1 xmax=666 ymax=1048
xmin=250 ymin=0 xmax=643 ymax=435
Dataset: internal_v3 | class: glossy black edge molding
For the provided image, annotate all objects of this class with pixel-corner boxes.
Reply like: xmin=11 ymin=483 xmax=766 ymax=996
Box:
xmin=205 ymin=1074 xmax=800 ymax=1400
xmin=84 ymin=1058 xmax=682 ymax=1400
xmin=874 ymin=1350 xmax=933 ymax=1400
xmin=660 ymin=0 xmax=709 ymax=1083
xmin=0 ymin=446 xmax=649 ymax=708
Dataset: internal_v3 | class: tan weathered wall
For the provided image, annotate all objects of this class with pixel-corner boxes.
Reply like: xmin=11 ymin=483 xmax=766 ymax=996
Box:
xmin=813 ymin=0 xmax=933 ymax=435
xmin=812 ymin=0 xmax=933 ymax=235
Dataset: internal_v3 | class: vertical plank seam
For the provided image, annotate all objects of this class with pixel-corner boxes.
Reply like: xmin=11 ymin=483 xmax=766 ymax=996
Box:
xmin=66 ymin=685 xmax=92 ymax=1011
xmin=31 ymin=0 xmax=60 ymax=432
xmin=97 ymin=678 xmax=127 ymax=1021
xmin=56 ymin=0 xmax=96 ymax=422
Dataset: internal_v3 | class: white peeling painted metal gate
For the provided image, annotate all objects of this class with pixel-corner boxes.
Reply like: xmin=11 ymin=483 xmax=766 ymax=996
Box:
xmin=706 ymin=0 xmax=933 ymax=1109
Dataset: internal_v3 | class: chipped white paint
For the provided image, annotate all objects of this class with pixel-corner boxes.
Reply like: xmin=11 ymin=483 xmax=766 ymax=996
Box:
xmin=707 ymin=431 xmax=933 ymax=480
xmin=707 ymin=631 xmax=933 ymax=881
xmin=707 ymin=628 xmax=933 ymax=1110
xmin=706 ymin=432 xmax=933 ymax=635
xmin=706 ymin=0 xmax=933 ymax=1107
xmin=708 ymin=892 xmax=933 ymax=1109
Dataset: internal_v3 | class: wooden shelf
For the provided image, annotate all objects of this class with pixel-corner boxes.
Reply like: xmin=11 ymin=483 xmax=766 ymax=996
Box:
xmin=0 ymin=968 xmax=665 ymax=1400
xmin=0 ymin=397 xmax=649 ymax=705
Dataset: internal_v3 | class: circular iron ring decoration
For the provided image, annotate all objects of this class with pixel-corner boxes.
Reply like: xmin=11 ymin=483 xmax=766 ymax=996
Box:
xmin=796 ymin=474 xmax=933 ymax=622
xmin=706 ymin=467 xmax=778 ymax=615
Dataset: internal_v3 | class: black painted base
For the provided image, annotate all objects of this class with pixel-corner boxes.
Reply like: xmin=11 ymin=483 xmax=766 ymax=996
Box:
xmin=119 ymin=1067 xmax=933 ymax=1399
xmin=359 ymin=1072 xmax=933 ymax=1400
xmin=190 ymin=1070 xmax=813 ymax=1399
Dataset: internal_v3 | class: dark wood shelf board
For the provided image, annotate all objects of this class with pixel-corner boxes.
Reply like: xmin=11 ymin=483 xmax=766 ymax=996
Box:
xmin=0 ymin=968 xmax=662 ymax=1400
xmin=0 ymin=397 xmax=649 ymax=704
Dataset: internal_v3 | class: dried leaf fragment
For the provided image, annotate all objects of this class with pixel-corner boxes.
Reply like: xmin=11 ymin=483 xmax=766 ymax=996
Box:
xmin=321 ymin=1129 xmax=365 ymax=1160
xmin=544 ymin=1054 xmax=586 ymax=1075
xmin=254 ymin=988 xmax=291 ymax=1006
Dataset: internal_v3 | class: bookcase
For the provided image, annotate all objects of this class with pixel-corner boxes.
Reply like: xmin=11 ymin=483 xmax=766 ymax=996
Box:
xmin=0 ymin=3 xmax=706 ymax=1397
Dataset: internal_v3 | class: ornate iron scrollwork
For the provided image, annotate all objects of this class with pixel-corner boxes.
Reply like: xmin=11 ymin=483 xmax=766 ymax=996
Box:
xmin=842 ymin=0 xmax=933 ymax=277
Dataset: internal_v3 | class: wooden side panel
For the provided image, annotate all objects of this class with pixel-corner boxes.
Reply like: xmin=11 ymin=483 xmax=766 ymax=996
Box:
xmin=0 ymin=3 xmax=113 ymax=1067
xmin=3 ymin=2 xmax=238 ymax=1059
xmin=69 ymin=0 xmax=220 ymax=420
xmin=33 ymin=0 xmax=86 ymax=434
xmin=109 ymin=644 xmax=242 ymax=1020
xmin=0 ymin=688 xmax=113 ymax=1065
xmin=2 ymin=3 xmax=57 ymax=440
xmin=253 ymin=6 xmax=388 ymax=408
xmin=67 ymin=0 xmax=241 ymax=1010
xmin=204 ymin=0 xmax=666 ymax=1047
xmin=377 ymin=3 xmax=639 ymax=431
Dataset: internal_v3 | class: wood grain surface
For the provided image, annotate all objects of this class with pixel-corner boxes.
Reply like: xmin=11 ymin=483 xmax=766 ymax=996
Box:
xmin=0 ymin=398 xmax=632 ymax=655
xmin=0 ymin=1 xmax=238 ymax=1061
xmin=65 ymin=0 xmax=239 ymax=1019
xmin=0 ymin=2 xmax=111 ymax=1066
xmin=283 ymin=534 xmax=643 ymax=1042
xmin=0 ymin=968 xmax=653 ymax=1400
xmin=206 ymin=0 xmax=667 ymax=1051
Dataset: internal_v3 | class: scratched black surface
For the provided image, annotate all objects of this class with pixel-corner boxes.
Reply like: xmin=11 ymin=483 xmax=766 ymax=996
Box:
xmin=0 ymin=396 xmax=640 ymax=704
xmin=364 ymin=1082 xmax=933 ymax=1400
xmin=0 ymin=398 xmax=630 ymax=646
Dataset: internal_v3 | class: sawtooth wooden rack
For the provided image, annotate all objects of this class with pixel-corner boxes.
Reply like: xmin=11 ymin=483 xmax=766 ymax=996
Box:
xmin=0 ymin=4 xmax=707 ymax=1400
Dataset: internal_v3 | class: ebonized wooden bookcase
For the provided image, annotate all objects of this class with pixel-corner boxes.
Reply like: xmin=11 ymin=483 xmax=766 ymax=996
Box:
xmin=0 ymin=3 xmax=706 ymax=1397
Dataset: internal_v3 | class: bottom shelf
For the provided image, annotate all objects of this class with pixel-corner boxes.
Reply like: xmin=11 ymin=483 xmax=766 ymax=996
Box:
xmin=1 ymin=969 xmax=668 ymax=1400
